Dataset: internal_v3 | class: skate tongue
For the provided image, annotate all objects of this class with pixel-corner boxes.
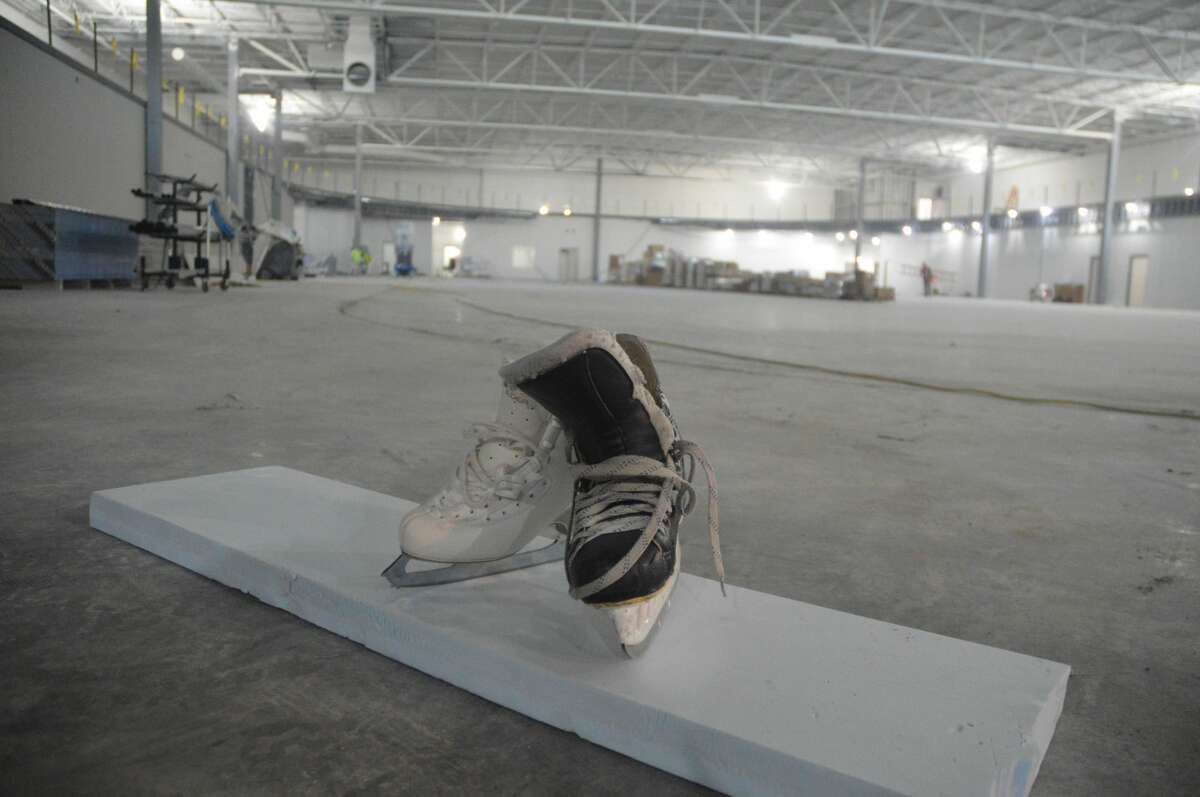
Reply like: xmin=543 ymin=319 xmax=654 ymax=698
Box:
xmin=474 ymin=439 xmax=532 ymax=482
xmin=496 ymin=387 xmax=548 ymax=442
xmin=468 ymin=388 xmax=550 ymax=485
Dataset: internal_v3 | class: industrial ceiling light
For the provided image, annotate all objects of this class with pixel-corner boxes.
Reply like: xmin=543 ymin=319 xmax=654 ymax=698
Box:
xmin=871 ymin=236 xmax=881 ymax=246
xmin=171 ymin=47 xmax=185 ymax=61
xmin=835 ymin=232 xmax=845 ymax=242
xmin=1006 ymin=208 xmax=1018 ymax=219
xmin=765 ymin=179 xmax=787 ymax=201
xmin=1039 ymin=206 xmax=1053 ymax=218
xmin=848 ymin=229 xmax=858 ymax=240
xmin=803 ymin=231 xmax=814 ymax=242
xmin=941 ymin=221 xmax=953 ymax=232
xmin=966 ymin=158 xmax=985 ymax=174
xmin=1077 ymin=206 xmax=1089 ymax=218
xmin=723 ymin=227 xmax=734 ymax=236
xmin=757 ymin=228 xmax=768 ymax=237
xmin=901 ymin=224 xmax=913 ymax=236
xmin=453 ymin=225 xmax=467 ymax=243
xmin=431 ymin=216 xmax=441 ymax=226
xmin=1185 ymin=187 xmax=1195 ymax=197
xmin=538 ymin=204 xmax=549 ymax=215
xmin=562 ymin=206 xmax=573 ymax=217
xmin=971 ymin=220 xmax=982 ymax=232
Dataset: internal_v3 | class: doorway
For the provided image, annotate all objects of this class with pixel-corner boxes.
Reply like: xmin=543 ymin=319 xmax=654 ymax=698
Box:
xmin=1087 ymin=256 xmax=1099 ymax=303
xmin=1126 ymin=255 xmax=1149 ymax=307
xmin=558 ymin=247 xmax=579 ymax=282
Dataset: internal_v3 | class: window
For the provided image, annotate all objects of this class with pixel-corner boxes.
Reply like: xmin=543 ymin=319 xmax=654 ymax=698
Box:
xmin=512 ymin=245 xmax=536 ymax=270
xmin=916 ymin=197 xmax=933 ymax=220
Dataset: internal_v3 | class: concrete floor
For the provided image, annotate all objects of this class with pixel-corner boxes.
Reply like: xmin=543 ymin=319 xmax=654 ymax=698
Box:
xmin=2 ymin=278 xmax=1198 ymax=796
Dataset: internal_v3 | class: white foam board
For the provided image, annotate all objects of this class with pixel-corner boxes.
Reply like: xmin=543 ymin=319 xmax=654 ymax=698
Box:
xmin=90 ymin=466 xmax=1069 ymax=797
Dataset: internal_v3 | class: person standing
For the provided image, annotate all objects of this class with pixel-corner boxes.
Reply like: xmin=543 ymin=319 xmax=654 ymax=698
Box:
xmin=920 ymin=262 xmax=934 ymax=297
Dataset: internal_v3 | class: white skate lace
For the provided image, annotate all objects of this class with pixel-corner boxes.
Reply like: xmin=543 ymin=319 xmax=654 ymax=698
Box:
xmin=450 ymin=421 xmax=548 ymax=508
xmin=567 ymin=439 xmax=725 ymax=600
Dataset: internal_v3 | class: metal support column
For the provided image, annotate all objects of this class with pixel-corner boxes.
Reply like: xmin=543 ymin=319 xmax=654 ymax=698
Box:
xmin=977 ymin=138 xmax=995 ymax=298
xmin=271 ymin=90 xmax=283 ymax=221
xmin=853 ymin=158 xmax=867 ymax=269
xmin=352 ymin=123 xmax=363 ymax=250
xmin=144 ymin=0 xmax=162 ymax=217
xmin=592 ymin=157 xmax=603 ymax=282
xmin=1096 ymin=114 xmax=1123 ymax=305
xmin=225 ymin=38 xmax=239 ymax=203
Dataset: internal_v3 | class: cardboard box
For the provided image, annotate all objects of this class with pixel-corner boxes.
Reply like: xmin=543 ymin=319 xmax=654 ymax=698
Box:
xmin=1054 ymin=283 xmax=1085 ymax=303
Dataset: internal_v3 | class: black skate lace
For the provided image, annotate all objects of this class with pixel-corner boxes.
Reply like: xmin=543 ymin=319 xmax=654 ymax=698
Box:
xmin=567 ymin=440 xmax=724 ymax=600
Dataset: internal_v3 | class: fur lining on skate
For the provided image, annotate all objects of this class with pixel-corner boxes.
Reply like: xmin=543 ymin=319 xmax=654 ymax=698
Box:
xmin=499 ymin=328 xmax=676 ymax=458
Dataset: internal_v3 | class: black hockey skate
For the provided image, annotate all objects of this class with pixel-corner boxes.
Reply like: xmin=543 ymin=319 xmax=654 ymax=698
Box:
xmin=500 ymin=329 xmax=724 ymax=654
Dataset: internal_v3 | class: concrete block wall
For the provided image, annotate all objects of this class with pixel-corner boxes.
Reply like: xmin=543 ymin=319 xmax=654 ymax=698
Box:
xmin=0 ymin=22 xmax=289 ymax=227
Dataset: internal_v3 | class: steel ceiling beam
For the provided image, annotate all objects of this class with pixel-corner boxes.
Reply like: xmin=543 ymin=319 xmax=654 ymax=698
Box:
xmin=213 ymin=0 xmax=1198 ymax=86
xmin=286 ymin=112 xmax=957 ymax=166
xmin=243 ymin=68 xmax=1113 ymax=140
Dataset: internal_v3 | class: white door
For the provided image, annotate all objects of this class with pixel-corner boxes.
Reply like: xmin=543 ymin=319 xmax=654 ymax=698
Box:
xmin=1087 ymin=256 xmax=1099 ymax=303
xmin=1127 ymin=255 xmax=1149 ymax=307
xmin=558 ymin=247 xmax=579 ymax=282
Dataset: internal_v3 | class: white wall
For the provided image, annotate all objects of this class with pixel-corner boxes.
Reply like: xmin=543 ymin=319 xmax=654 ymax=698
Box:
xmin=296 ymin=204 xmax=432 ymax=274
xmin=0 ymin=24 xmax=145 ymax=218
xmin=874 ymin=216 xmax=1200 ymax=309
xmin=941 ymin=135 xmax=1200 ymax=217
xmin=297 ymin=205 xmax=856 ymax=281
xmin=296 ymin=200 xmax=1200 ymax=310
xmin=288 ymin=160 xmax=838 ymax=222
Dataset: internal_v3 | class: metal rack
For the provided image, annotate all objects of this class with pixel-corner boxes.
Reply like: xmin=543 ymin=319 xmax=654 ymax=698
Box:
xmin=131 ymin=173 xmax=230 ymax=292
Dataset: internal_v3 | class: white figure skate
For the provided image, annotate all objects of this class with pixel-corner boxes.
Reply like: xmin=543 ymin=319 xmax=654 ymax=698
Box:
xmin=382 ymin=386 xmax=574 ymax=587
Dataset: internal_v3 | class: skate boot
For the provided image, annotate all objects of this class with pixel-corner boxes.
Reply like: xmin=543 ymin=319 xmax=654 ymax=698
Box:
xmin=500 ymin=329 xmax=724 ymax=653
xmin=382 ymin=385 xmax=574 ymax=587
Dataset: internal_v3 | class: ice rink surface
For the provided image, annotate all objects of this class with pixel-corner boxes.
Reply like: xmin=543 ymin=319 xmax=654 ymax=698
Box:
xmin=2 ymin=278 xmax=1198 ymax=795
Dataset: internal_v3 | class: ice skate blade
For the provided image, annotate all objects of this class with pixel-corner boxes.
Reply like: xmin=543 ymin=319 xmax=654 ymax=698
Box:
xmin=382 ymin=537 xmax=563 ymax=587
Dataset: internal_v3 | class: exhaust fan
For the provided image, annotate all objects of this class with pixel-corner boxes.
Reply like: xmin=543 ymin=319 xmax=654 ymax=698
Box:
xmin=343 ymin=15 xmax=375 ymax=93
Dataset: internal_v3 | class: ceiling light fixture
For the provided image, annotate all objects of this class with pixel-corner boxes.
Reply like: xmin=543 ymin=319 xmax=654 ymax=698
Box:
xmin=248 ymin=105 xmax=271 ymax=133
xmin=765 ymin=179 xmax=787 ymax=201
xmin=901 ymin=225 xmax=913 ymax=236
xmin=1039 ymin=206 xmax=1053 ymax=218
xmin=835 ymin=232 xmax=845 ymax=242
xmin=171 ymin=47 xmax=185 ymax=61
xmin=431 ymin=216 xmax=441 ymax=226
xmin=563 ymin=206 xmax=573 ymax=216
xmin=538 ymin=204 xmax=549 ymax=215
xmin=1006 ymin=208 xmax=1018 ymax=219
